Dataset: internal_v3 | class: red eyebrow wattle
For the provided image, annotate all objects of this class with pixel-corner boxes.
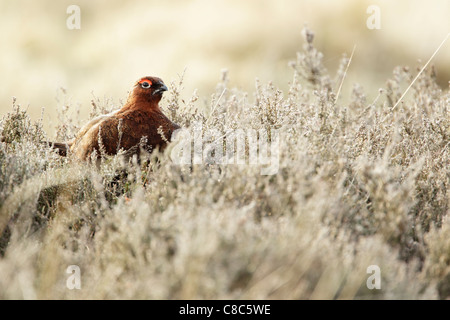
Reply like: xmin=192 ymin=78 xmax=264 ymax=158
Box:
xmin=139 ymin=79 xmax=152 ymax=85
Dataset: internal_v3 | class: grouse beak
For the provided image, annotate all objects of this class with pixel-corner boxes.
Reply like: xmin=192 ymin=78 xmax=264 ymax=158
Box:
xmin=153 ymin=83 xmax=168 ymax=95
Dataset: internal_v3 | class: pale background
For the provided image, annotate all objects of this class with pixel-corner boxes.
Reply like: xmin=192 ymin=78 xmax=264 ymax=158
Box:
xmin=1 ymin=0 xmax=449 ymax=136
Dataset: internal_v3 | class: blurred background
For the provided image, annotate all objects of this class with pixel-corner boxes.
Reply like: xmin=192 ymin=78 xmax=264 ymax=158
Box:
xmin=0 ymin=0 xmax=449 ymax=135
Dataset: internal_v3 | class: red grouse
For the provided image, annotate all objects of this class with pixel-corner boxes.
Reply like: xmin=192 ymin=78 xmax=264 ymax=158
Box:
xmin=50 ymin=76 xmax=180 ymax=160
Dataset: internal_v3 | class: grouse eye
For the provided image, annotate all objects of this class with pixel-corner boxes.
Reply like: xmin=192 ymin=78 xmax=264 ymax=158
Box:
xmin=141 ymin=81 xmax=151 ymax=89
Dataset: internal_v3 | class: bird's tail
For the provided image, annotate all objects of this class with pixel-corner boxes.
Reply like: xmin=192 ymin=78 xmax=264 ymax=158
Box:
xmin=1 ymin=134 xmax=71 ymax=157
xmin=46 ymin=141 xmax=71 ymax=157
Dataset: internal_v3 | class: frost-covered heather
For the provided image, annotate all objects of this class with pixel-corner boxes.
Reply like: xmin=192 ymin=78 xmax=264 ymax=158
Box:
xmin=0 ymin=29 xmax=448 ymax=299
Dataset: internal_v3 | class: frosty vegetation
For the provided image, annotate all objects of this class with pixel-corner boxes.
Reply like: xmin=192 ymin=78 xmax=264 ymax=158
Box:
xmin=0 ymin=28 xmax=448 ymax=299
